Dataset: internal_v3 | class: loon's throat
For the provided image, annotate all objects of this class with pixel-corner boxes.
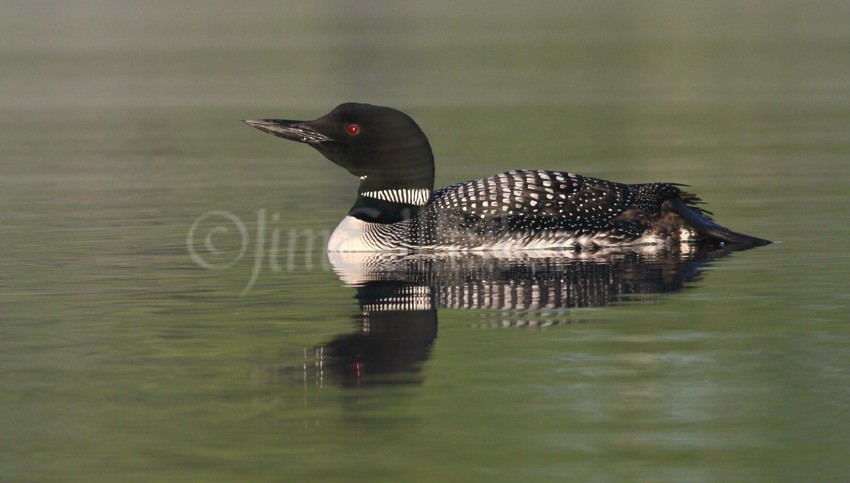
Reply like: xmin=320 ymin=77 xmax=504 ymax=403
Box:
xmin=347 ymin=183 xmax=432 ymax=224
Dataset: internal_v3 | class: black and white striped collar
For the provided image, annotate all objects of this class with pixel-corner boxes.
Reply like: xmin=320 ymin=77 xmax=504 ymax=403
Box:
xmin=360 ymin=188 xmax=431 ymax=206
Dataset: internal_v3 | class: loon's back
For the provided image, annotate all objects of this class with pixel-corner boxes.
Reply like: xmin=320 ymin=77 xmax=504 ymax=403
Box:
xmin=244 ymin=103 xmax=771 ymax=253
xmin=417 ymin=169 xmax=684 ymax=249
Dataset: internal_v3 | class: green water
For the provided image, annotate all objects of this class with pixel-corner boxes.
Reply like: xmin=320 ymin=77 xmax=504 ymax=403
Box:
xmin=2 ymin=1 xmax=849 ymax=481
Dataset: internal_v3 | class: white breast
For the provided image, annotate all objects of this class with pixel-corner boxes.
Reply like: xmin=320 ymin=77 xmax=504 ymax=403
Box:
xmin=327 ymin=216 xmax=406 ymax=252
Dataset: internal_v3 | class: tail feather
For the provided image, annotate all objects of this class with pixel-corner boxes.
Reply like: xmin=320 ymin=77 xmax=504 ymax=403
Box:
xmin=670 ymin=198 xmax=771 ymax=247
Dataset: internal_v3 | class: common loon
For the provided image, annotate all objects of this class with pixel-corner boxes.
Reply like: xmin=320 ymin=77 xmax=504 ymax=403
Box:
xmin=245 ymin=103 xmax=771 ymax=252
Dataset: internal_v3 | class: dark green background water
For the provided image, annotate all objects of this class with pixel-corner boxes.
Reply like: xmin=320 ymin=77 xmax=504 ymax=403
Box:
xmin=2 ymin=1 xmax=849 ymax=481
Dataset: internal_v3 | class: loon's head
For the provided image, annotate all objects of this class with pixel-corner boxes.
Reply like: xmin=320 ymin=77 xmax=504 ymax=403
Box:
xmin=244 ymin=103 xmax=435 ymax=193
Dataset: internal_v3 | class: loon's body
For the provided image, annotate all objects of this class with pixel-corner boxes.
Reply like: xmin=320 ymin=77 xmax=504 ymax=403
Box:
xmin=245 ymin=103 xmax=770 ymax=252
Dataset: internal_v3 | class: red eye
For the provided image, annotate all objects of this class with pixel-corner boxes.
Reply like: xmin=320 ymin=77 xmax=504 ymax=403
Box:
xmin=346 ymin=123 xmax=360 ymax=136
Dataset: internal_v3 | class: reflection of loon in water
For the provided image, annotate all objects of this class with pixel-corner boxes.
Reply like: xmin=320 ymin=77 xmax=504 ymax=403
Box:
xmin=299 ymin=246 xmax=746 ymax=386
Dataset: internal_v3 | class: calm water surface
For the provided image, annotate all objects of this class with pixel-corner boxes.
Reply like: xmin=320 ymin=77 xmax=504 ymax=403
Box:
xmin=2 ymin=1 xmax=849 ymax=481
